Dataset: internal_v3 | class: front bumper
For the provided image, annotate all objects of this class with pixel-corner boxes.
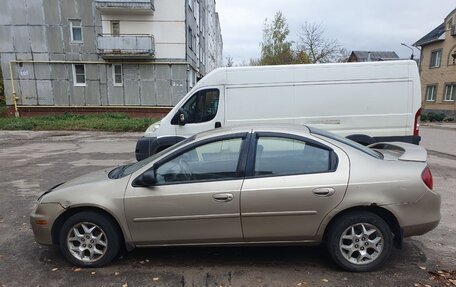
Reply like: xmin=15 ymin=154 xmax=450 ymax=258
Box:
xmin=387 ymin=189 xmax=441 ymax=238
xmin=30 ymin=202 xmax=65 ymax=245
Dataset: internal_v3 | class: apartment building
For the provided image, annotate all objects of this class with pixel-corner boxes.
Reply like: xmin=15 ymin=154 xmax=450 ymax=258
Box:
xmin=0 ymin=0 xmax=223 ymax=117
xmin=414 ymin=8 xmax=456 ymax=117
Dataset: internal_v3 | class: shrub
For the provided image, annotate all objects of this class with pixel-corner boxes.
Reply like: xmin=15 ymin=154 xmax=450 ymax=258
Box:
xmin=420 ymin=114 xmax=428 ymax=122
xmin=427 ymin=112 xmax=446 ymax=122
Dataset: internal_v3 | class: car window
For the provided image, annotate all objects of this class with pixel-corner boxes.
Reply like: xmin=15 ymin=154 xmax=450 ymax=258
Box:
xmin=254 ymin=137 xmax=331 ymax=176
xmin=156 ymin=137 xmax=243 ymax=184
xmin=181 ymin=89 xmax=219 ymax=124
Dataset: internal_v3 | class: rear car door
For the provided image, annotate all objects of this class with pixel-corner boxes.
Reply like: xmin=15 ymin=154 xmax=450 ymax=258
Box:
xmin=125 ymin=134 xmax=248 ymax=245
xmin=240 ymin=132 xmax=350 ymax=241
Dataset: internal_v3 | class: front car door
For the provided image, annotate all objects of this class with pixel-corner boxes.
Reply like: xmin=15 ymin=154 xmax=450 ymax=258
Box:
xmin=173 ymin=87 xmax=224 ymax=138
xmin=125 ymin=134 xmax=248 ymax=245
xmin=240 ymin=132 xmax=349 ymax=242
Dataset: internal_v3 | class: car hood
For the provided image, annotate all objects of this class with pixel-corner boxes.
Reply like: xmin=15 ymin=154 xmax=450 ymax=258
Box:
xmin=59 ymin=168 xmax=112 ymax=189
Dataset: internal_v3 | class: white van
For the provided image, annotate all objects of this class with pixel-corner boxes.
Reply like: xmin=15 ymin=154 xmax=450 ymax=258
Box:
xmin=135 ymin=60 xmax=422 ymax=161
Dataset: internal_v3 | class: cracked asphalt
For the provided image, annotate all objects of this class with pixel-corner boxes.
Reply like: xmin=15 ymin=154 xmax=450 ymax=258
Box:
xmin=0 ymin=127 xmax=454 ymax=287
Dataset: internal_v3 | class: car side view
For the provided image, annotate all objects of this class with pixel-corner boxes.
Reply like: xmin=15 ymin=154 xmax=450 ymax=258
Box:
xmin=30 ymin=125 xmax=440 ymax=272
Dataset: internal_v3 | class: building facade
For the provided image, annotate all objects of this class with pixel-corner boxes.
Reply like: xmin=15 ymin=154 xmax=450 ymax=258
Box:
xmin=0 ymin=0 xmax=223 ymax=117
xmin=414 ymin=8 xmax=456 ymax=117
xmin=347 ymin=51 xmax=400 ymax=62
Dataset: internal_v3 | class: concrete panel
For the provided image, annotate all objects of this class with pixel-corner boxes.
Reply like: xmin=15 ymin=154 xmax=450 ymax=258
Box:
xmin=36 ymin=80 xmax=54 ymax=105
xmin=0 ymin=53 xmax=17 ymax=80
xmin=156 ymin=80 xmax=172 ymax=106
xmin=52 ymin=80 xmax=70 ymax=106
xmin=70 ymin=86 xmax=86 ymax=106
xmin=60 ymin=0 xmax=78 ymax=24
xmin=82 ymin=28 xmax=96 ymax=53
xmin=124 ymin=81 xmax=140 ymax=105
xmin=139 ymin=65 xmax=155 ymax=80
xmin=99 ymin=65 xmax=107 ymax=84
xmin=50 ymin=64 xmax=69 ymax=80
xmin=19 ymin=80 xmax=38 ymax=105
xmin=140 ymin=81 xmax=157 ymax=106
xmin=100 ymin=83 xmax=108 ymax=105
xmin=30 ymin=26 xmax=47 ymax=52
xmin=33 ymin=53 xmax=50 ymax=61
xmin=0 ymin=27 xmax=14 ymax=52
xmin=43 ymin=0 xmax=61 ymax=25
xmin=83 ymin=53 xmax=99 ymax=61
xmin=85 ymin=81 xmax=101 ymax=106
xmin=107 ymin=86 xmax=123 ymax=105
xmin=11 ymin=0 xmax=27 ymax=25
xmin=172 ymin=65 xmax=187 ymax=80
xmin=65 ymin=53 xmax=81 ymax=61
xmin=18 ymin=63 xmax=35 ymax=80
xmin=49 ymin=53 xmax=66 ymax=61
xmin=171 ymin=81 xmax=187 ymax=104
xmin=46 ymin=26 xmax=64 ymax=53
xmin=16 ymin=53 xmax=33 ymax=61
xmin=13 ymin=26 xmax=31 ymax=52
xmin=26 ymin=0 xmax=45 ymax=25
xmin=155 ymin=65 xmax=171 ymax=80
xmin=76 ymin=0 xmax=95 ymax=25
xmin=123 ymin=65 xmax=139 ymax=81
xmin=3 ymin=78 xmax=21 ymax=105
xmin=0 ymin=1 xmax=12 ymax=25
xmin=86 ymin=65 xmax=99 ymax=81
xmin=35 ymin=63 xmax=51 ymax=80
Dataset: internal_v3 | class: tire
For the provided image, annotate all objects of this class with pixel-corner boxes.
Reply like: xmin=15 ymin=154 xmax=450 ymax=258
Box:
xmin=326 ymin=211 xmax=393 ymax=272
xmin=58 ymin=211 xmax=121 ymax=268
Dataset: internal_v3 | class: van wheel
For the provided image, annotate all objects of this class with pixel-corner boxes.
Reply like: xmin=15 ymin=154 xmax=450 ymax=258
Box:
xmin=59 ymin=211 xmax=121 ymax=268
xmin=346 ymin=134 xmax=376 ymax=146
xmin=326 ymin=211 xmax=393 ymax=272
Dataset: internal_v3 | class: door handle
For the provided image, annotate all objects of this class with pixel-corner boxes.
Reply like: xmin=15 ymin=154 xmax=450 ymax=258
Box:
xmin=213 ymin=193 xmax=234 ymax=202
xmin=312 ymin=187 xmax=335 ymax=197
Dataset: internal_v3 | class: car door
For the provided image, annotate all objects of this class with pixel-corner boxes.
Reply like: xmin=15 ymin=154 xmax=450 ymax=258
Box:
xmin=124 ymin=134 xmax=248 ymax=245
xmin=173 ymin=87 xmax=225 ymax=138
xmin=240 ymin=132 xmax=349 ymax=241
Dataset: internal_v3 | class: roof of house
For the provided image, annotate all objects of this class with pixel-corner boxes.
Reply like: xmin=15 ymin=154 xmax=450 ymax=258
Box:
xmin=414 ymin=23 xmax=446 ymax=47
xmin=350 ymin=51 xmax=400 ymax=61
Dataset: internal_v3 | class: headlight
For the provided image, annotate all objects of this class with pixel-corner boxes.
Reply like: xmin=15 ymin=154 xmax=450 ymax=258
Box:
xmin=145 ymin=121 xmax=161 ymax=135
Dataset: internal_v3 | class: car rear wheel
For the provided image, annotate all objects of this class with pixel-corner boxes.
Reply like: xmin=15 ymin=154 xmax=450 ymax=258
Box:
xmin=59 ymin=211 xmax=121 ymax=267
xmin=326 ymin=211 xmax=393 ymax=272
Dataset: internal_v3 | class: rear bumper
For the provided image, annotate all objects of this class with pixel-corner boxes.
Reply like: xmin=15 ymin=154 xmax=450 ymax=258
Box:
xmin=387 ymin=189 xmax=441 ymax=238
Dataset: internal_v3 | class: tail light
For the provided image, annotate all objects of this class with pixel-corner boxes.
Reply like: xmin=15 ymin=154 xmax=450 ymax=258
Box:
xmin=414 ymin=108 xmax=421 ymax=137
xmin=421 ymin=166 xmax=433 ymax=190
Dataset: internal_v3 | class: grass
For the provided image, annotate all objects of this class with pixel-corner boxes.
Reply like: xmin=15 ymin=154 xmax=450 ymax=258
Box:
xmin=0 ymin=113 xmax=158 ymax=132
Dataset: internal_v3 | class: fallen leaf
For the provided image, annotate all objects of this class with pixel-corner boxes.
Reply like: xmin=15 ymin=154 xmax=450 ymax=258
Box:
xmin=91 ymin=271 xmax=96 ymax=275
xmin=139 ymin=261 xmax=145 ymax=264
xmin=145 ymin=259 xmax=150 ymax=263
xmin=73 ymin=268 xmax=81 ymax=272
xmin=419 ymin=266 xmax=427 ymax=270
xmin=115 ymin=272 xmax=120 ymax=276
xmin=321 ymin=279 xmax=329 ymax=283
xmin=51 ymin=268 xmax=58 ymax=272
xmin=153 ymin=277 xmax=159 ymax=281
xmin=413 ymin=284 xmax=420 ymax=287
xmin=122 ymin=284 xmax=128 ymax=287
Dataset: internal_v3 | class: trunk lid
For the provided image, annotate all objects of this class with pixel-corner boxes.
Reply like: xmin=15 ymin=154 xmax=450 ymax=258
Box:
xmin=368 ymin=142 xmax=427 ymax=162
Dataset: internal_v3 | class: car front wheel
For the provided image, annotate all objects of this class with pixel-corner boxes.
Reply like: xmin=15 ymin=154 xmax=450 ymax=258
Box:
xmin=326 ymin=211 xmax=393 ymax=272
xmin=59 ymin=211 xmax=121 ymax=267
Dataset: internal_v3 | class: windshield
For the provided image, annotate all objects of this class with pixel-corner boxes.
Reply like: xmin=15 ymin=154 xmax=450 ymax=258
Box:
xmin=309 ymin=127 xmax=382 ymax=159
xmin=110 ymin=136 xmax=196 ymax=179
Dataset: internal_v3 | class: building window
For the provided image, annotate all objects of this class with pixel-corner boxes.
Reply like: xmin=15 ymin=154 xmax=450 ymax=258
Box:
xmin=425 ymin=85 xmax=437 ymax=102
xmin=444 ymin=84 xmax=456 ymax=101
xmin=430 ymin=49 xmax=442 ymax=68
xmin=70 ymin=20 xmax=83 ymax=43
xmin=188 ymin=27 xmax=193 ymax=50
xmin=72 ymin=64 xmax=86 ymax=86
xmin=113 ymin=64 xmax=123 ymax=86
xmin=111 ymin=21 xmax=120 ymax=36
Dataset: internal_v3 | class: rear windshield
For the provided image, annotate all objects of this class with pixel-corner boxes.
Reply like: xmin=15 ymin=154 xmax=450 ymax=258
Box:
xmin=309 ymin=127 xmax=382 ymax=159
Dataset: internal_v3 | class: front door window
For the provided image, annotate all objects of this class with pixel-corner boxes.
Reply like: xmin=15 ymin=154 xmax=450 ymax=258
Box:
xmin=180 ymin=89 xmax=219 ymax=124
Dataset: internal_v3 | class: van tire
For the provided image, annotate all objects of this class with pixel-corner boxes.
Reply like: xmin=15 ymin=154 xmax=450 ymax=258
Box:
xmin=346 ymin=134 xmax=376 ymax=146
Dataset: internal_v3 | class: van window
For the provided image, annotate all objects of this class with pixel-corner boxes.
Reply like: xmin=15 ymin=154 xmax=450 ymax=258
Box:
xmin=181 ymin=89 xmax=219 ymax=123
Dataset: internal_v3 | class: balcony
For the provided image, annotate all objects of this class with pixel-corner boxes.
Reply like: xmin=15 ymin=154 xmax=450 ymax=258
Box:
xmin=96 ymin=0 xmax=154 ymax=14
xmin=97 ymin=34 xmax=155 ymax=59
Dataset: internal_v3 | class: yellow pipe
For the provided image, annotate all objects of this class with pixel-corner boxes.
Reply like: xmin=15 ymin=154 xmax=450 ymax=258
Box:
xmin=8 ymin=60 xmax=190 ymax=117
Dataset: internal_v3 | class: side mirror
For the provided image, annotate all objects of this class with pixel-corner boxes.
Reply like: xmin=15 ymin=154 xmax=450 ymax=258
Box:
xmin=133 ymin=170 xmax=156 ymax=187
xmin=178 ymin=113 xmax=187 ymax=126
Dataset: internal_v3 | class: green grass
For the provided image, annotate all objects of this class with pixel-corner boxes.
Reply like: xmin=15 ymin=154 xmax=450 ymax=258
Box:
xmin=0 ymin=113 xmax=158 ymax=132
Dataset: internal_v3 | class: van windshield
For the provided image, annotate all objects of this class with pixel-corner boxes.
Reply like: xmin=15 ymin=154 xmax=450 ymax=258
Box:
xmin=309 ymin=127 xmax=382 ymax=159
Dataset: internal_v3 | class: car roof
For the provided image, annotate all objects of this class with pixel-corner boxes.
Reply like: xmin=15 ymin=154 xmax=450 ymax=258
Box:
xmin=193 ymin=124 xmax=312 ymax=141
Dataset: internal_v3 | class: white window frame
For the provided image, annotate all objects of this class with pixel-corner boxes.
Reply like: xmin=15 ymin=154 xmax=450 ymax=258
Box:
xmin=425 ymin=85 xmax=437 ymax=102
xmin=430 ymin=49 xmax=442 ymax=68
xmin=111 ymin=21 xmax=120 ymax=36
xmin=70 ymin=20 xmax=83 ymax=43
xmin=112 ymin=64 xmax=123 ymax=86
xmin=444 ymin=84 xmax=456 ymax=101
xmin=72 ymin=64 xmax=86 ymax=86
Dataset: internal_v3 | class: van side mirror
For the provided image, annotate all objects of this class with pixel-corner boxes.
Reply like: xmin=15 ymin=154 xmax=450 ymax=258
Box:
xmin=178 ymin=113 xmax=187 ymax=126
xmin=133 ymin=170 xmax=156 ymax=187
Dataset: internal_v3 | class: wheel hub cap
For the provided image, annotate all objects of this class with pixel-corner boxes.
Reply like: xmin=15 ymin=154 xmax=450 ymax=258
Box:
xmin=67 ymin=222 xmax=108 ymax=263
xmin=339 ymin=223 xmax=384 ymax=265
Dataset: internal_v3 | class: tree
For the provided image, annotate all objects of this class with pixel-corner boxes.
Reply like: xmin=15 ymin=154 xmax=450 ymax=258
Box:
xmin=225 ymin=56 xmax=234 ymax=67
xmin=297 ymin=22 xmax=340 ymax=64
xmin=259 ymin=11 xmax=297 ymax=65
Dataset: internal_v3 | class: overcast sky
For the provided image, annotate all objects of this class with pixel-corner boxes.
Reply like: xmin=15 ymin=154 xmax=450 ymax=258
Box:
xmin=216 ymin=0 xmax=455 ymax=64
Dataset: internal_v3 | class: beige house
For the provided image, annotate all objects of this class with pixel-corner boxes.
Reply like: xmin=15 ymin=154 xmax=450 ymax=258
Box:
xmin=414 ymin=8 xmax=456 ymax=117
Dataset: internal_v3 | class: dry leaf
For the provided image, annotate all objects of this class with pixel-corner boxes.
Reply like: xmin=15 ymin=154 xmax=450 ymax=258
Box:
xmin=153 ymin=277 xmax=159 ymax=281
xmin=91 ymin=271 xmax=96 ymax=275
xmin=73 ymin=268 xmax=81 ymax=272
xmin=419 ymin=266 xmax=427 ymax=270
xmin=321 ymin=279 xmax=329 ymax=283
xmin=122 ymin=284 xmax=128 ymax=287
xmin=51 ymin=268 xmax=58 ymax=272
xmin=115 ymin=272 xmax=120 ymax=276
